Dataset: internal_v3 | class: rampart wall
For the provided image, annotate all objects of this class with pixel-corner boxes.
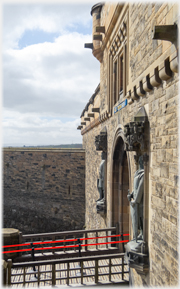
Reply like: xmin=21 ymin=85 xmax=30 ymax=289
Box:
xmin=3 ymin=148 xmax=85 ymax=234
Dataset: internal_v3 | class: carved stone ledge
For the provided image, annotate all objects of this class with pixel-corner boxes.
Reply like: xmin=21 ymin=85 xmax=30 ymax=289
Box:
xmin=132 ymin=87 xmax=139 ymax=100
xmin=92 ymin=107 xmax=100 ymax=113
xmin=149 ymin=67 xmax=162 ymax=87
xmin=93 ymin=34 xmax=102 ymax=41
xmin=159 ymin=58 xmax=172 ymax=81
xmin=137 ymin=81 xmax=146 ymax=97
xmin=142 ymin=75 xmax=153 ymax=92
xmin=96 ymin=26 xmax=105 ymax=33
xmin=77 ymin=125 xmax=83 ymax=130
xmin=126 ymin=91 xmax=131 ymax=99
xmin=170 ymin=52 xmax=178 ymax=73
xmin=152 ymin=24 xmax=177 ymax=44
xmin=84 ymin=117 xmax=90 ymax=121
xmin=88 ymin=113 xmax=95 ymax=118
xmin=125 ymin=241 xmax=149 ymax=275
xmin=128 ymin=98 xmax=134 ymax=105
xmin=100 ymin=111 xmax=109 ymax=123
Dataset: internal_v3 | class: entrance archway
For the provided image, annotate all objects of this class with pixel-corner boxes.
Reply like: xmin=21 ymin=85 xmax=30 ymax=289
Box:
xmin=112 ymin=133 xmax=130 ymax=251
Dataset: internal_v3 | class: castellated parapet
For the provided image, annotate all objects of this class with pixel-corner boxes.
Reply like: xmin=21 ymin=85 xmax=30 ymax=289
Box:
xmin=3 ymin=148 xmax=85 ymax=234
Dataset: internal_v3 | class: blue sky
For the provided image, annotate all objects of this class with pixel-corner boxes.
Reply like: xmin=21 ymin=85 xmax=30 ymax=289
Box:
xmin=18 ymin=30 xmax=60 ymax=49
xmin=18 ymin=22 xmax=92 ymax=49
xmin=2 ymin=2 xmax=100 ymax=146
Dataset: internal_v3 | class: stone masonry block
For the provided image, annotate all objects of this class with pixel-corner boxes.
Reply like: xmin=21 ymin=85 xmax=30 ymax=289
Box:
xmin=167 ymin=195 xmax=178 ymax=214
xmin=160 ymin=163 xmax=169 ymax=178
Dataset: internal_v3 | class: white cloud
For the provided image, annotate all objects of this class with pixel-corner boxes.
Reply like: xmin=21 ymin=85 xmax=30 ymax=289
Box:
xmin=3 ymin=109 xmax=81 ymax=146
xmin=2 ymin=2 xmax=99 ymax=146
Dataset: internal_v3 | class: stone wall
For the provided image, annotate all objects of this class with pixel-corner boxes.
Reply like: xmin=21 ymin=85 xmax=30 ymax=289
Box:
xmin=80 ymin=2 xmax=179 ymax=287
xmin=3 ymin=148 xmax=85 ymax=234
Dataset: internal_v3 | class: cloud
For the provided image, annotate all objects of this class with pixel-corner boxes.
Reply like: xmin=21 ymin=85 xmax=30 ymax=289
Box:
xmin=3 ymin=32 xmax=99 ymax=116
xmin=3 ymin=3 xmax=93 ymax=49
xmin=3 ymin=110 xmax=81 ymax=146
xmin=2 ymin=2 xmax=99 ymax=146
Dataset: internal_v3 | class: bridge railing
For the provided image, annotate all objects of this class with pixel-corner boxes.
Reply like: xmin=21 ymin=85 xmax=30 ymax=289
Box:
xmin=3 ymin=225 xmax=129 ymax=263
xmin=6 ymin=252 xmax=129 ymax=286
xmin=21 ymin=226 xmax=119 ymax=251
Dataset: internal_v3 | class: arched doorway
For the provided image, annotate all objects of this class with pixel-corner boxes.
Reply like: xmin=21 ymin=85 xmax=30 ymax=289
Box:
xmin=112 ymin=134 xmax=130 ymax=251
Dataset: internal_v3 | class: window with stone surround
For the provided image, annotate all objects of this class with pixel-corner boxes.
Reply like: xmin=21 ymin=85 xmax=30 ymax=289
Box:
xmin=108 ymin=18 xmax=128 ymax=114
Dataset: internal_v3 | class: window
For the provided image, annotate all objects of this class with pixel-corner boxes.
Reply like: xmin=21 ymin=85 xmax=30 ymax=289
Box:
xmin=113 ymin=61 xmax=118 ymax=104
xmin=119 ymin=54 xmax=123 ymax=95
xmin=108 ymin=19 xmax=128 ymax=114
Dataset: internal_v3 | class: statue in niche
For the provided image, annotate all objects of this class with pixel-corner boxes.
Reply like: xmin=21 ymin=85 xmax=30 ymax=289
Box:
xmin=96 ymin=151 xmax=106 ymax=214
xmin=127 ymin=155 xmax=144 ymax=249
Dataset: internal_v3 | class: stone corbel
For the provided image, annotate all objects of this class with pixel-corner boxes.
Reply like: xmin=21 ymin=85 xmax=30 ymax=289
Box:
xmin=170 ymin=51 xmax=178 ymax=73
xmin=92 ymin=107 xmax=100 ymax=113
xmin=126 ymin=91 xmax=134 ymax=105
xmin=100 ymin=111 xmax=108 ymax=123
xmin=142 ymin=75 xmax=153 ymax=92
xmin=149 ymin=67 xmax=162 ymax=87
xmin=96 ymin=26 xmax=105 ymax=33
xmin=152 ymin=24 xmax=177 ymax=44
xmin=136 ymin=81 xmax=146 ymax=97
xmin=93 ymin=34 xmax=103 ymax=41
xmin=131 ymin=86 xmax=140 ymax=100
xmin=84 ymin=43 xmax=93 ymax=49
xmin=77 ymin=125 xmax=83 ymax=130
xmin=159 ymin=58 xmax=172 ymax=81
xmin=88 ymin=113 xmax=95 ymax=118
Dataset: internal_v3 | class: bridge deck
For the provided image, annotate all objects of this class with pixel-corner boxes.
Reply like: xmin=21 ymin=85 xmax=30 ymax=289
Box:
xmin=10 ymin=257 xmax=129 ymax=287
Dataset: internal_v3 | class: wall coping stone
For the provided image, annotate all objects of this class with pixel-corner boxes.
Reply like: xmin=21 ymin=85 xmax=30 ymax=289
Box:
xmin=3 ymin=148 xmax=85 ymax=153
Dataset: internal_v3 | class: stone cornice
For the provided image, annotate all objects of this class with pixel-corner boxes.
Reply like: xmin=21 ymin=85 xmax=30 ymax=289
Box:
xmin=126 ymin=49 xmax=178 ymax=105
xmin=81 ymin=117 xmax=101 ymax=135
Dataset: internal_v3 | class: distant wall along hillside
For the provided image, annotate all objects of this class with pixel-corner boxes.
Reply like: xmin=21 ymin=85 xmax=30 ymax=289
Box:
xmin=3 ymin=148 xmax=85 ymax=234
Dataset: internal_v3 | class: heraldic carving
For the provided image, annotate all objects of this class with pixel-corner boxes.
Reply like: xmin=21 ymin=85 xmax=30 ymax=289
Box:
xmin=124 ymin=107 xmax=148 ymax=152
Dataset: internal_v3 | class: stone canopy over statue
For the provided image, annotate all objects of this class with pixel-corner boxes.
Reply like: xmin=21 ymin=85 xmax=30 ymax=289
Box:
xmin=127 ymin=155 xmax=144 ymax=251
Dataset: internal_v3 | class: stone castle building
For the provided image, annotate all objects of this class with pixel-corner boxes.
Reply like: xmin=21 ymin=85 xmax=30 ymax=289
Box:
xmin=78 ymin=2 xmax=179 ymax=286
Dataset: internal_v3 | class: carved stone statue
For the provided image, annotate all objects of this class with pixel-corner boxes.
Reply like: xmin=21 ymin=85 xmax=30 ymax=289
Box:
xmin=96 ymin=151 xmax=106 ymax=214
xmin=97 ymin=152 xmax=106 ymax=201
xmin=127 ymin=155 xmax=144 ymax=244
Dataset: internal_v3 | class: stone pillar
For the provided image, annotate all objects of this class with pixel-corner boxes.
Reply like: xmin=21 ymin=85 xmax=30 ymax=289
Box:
xmin=2 ymin=228 xmax=21 ymax=261
xmin=2 ymin=259 xmax=8 ymax=285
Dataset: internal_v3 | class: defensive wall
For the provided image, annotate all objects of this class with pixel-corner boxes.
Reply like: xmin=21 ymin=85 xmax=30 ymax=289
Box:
xmin=3 ymin=148 xmax=85 ymax=234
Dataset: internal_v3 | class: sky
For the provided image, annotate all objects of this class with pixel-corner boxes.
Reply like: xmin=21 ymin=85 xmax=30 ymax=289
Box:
xmin=1 ymin=0 xmax=100 ymax=147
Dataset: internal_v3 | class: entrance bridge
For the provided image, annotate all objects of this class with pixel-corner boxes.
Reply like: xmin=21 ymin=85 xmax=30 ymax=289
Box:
xmin=3 ymin=226 xmax=129 ymax=286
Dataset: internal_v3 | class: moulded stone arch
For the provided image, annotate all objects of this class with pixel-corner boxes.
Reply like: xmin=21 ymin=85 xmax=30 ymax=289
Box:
xmin=109 ymin=125 xmax=131 ymax=251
